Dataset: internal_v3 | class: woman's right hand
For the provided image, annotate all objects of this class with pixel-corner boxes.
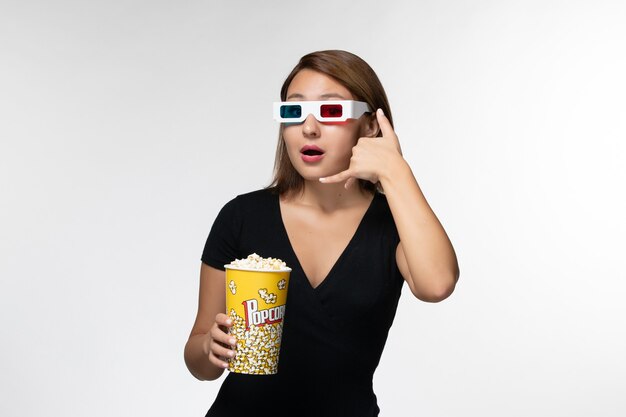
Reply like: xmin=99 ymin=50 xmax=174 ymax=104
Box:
xmin=204 ymin=312 xmax=237 ymax=369
xmin=185 ymin=264 xmax=231 ymax=380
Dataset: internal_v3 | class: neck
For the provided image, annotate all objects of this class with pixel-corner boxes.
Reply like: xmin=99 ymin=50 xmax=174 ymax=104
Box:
xmin=286 ymin=179 xmax=373 ymax=212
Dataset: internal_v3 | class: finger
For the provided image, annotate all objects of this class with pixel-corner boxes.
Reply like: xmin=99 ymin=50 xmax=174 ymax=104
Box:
xmin=215 ymin=313 xmax=232 ymax=327
xmin=319 ymin=169 xmax=352 ymax=184
xmin=210 ymin=322 xmax=237 ymax=347
xmin=208 ymin=350 xmax=230 ymax=369
xmin=375 ymin=109 xmax=394 ymax=137
xmin=211 ymin=340 xmax=236 ymax=360
xmin=376 ymin=109 xmax=400 ymax=143
xmin=344 ymin=177 xmax=356 ymax=189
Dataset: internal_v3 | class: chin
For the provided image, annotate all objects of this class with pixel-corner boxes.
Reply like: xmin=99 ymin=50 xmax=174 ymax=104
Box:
xmin=297 ymin=171 xmax=323 ymax=182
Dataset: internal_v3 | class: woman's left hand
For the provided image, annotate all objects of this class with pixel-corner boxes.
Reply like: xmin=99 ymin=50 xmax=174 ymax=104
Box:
xmin=319 ymin=109 xmax=404 ymax=189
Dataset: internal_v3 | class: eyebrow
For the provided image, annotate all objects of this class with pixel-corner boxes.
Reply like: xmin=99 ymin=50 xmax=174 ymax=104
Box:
xmin=286 ymin=93 xmax=348 ymax=100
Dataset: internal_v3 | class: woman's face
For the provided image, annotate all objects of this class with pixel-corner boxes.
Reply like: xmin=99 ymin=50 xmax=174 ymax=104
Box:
xmin=282 ymin=69 xmax=373 ymax=182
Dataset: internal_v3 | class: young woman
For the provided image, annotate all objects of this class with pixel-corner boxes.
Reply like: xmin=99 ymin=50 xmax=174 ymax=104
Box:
xmin=185 ymin=50 xmax=460 ymax=417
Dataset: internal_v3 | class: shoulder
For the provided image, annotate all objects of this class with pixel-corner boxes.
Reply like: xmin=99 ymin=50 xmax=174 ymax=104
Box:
xmin=214 ymin=188 xmax=276 ymax=217
xmin=219 ymin=188 xmax=278 ymax=219
xmin=230 ymin=187 xmax=278 ymax=210
xmin=234 ymin=187 xmax=278 ymax=203
xmin=208 ymin=188 xmax=278 ymax=239
xmin=366 ymin=191 xmax=398 ymax=238
xmin=370 ymin=191 xmax=392 ymax=217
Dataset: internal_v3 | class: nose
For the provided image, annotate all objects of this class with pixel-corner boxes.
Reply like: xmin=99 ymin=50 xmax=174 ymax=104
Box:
xmin=301 ymin=114 xmax=320 ymax=138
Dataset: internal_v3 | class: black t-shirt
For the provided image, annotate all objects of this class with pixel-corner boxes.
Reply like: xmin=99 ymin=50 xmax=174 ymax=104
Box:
xmin=202 ymin=188 xmax=404 ymax=417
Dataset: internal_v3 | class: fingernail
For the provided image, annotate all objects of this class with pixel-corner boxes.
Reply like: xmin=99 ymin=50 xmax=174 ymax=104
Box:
xmin=226 ymin=319 xmax=232 ymax=325
xmin=319 ymin=177 xmax=326 ymax=182
xmin=227 ymin=350 xmax=235 ymax=357
xmin=222 ymin=362 xmax=229 ymax=368
xmin=229 ymin=338 xmax=236 ymax=345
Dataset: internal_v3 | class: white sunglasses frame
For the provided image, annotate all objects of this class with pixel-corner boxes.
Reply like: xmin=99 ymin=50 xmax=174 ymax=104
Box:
xmin=273 ymin=100 xmax=371 ymax=123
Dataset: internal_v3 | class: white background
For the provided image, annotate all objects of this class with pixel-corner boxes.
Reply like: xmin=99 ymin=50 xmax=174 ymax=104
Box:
xmin=1 ymin=1 xmax=625 ymax=416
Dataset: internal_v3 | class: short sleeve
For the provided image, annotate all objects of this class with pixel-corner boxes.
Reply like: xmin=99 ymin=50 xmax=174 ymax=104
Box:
xmin=201 ymin=197 xmax=241 ymax=270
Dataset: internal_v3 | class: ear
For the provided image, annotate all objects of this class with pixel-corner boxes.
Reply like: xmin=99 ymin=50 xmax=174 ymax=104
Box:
xmin=360 ymin=113 xmax=380 ymax=137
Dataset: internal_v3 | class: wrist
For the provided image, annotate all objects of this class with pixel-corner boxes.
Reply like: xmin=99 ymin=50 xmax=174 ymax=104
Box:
xmin=378 ymin=155 xmax=411 ymax=187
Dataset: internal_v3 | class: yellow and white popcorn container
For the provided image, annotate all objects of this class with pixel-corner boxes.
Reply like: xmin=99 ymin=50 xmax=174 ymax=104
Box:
xmin=224 ymin=255 xmax=291 ymax=375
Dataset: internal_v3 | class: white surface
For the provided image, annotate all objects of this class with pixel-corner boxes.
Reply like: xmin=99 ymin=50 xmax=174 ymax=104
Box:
xmin=1 ymin=1 xmax=625 ymax=416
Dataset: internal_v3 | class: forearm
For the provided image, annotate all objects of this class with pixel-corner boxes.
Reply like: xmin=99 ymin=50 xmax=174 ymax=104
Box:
xmin=380 ymin=158 xmax=459 ymax=301
xmin=184 ymin=333 xmax=225 ymax=381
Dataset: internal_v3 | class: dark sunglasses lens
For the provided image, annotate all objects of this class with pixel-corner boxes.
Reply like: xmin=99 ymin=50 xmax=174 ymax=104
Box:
xmin=320 ymin=104 xmax=343 ymax=118
xmin=280 ymin=105 xmax=302 ymax=119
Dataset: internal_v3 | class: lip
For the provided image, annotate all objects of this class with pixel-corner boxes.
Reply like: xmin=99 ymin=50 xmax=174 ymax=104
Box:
xmin=300 ymin=144 xmax=325 ymax=163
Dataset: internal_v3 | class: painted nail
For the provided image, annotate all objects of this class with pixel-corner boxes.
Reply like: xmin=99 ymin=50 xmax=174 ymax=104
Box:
xmin=229 ymin=338 xmax=236 ymax=345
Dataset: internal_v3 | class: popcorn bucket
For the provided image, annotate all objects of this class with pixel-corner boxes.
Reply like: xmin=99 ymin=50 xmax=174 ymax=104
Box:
xmin=224 ymin=266 xmax=291 ymax=375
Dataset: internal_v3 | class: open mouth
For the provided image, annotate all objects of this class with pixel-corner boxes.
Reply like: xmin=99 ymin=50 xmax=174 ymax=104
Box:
xmin=300 ymin=145 xmax=325 ymax=162
xmin=300 ymin=145 xmax=324 ymax=155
